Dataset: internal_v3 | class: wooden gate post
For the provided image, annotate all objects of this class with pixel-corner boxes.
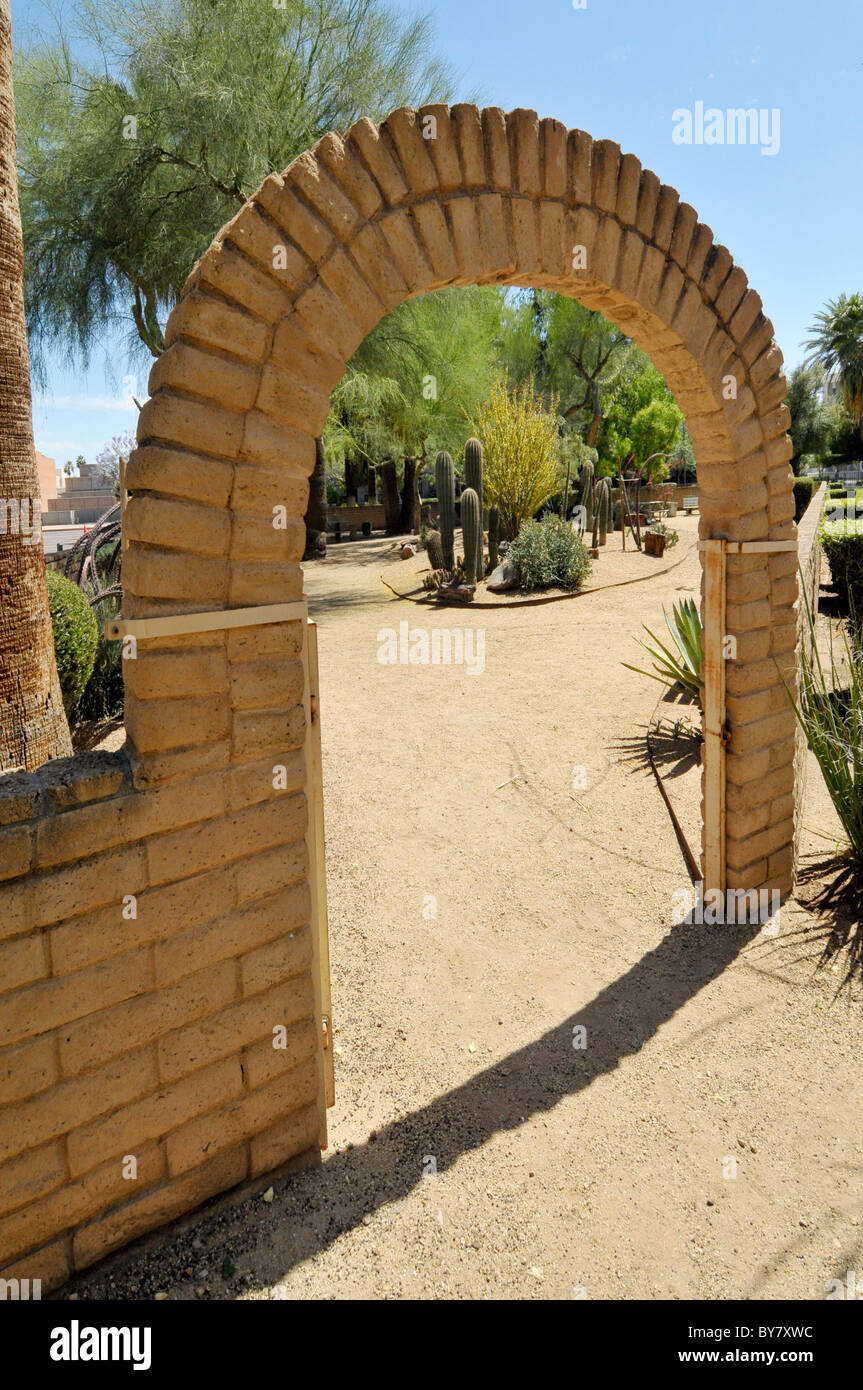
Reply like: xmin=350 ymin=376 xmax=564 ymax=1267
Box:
xmin=700 ymin=539 xmax=727 ymax=896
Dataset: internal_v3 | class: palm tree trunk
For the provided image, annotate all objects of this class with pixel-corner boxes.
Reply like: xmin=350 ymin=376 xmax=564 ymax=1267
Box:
xmin=303 ymin=436 xmax=327 ymax=560
xmin=0 ymin=0 xmax=71 ymax=771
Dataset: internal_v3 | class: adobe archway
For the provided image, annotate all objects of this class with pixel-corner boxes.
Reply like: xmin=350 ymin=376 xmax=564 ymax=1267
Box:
xmin=123 ymin=104 xmax=797 ymax=899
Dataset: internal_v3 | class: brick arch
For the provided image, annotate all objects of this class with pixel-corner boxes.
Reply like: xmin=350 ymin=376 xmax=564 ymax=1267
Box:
xmin=123 ymin=104 xmax=797 ymax=898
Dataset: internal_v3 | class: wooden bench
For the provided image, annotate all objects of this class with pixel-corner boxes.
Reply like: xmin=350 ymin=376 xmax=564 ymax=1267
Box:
xmin=683 ymin=495 xmax=699 ymax=515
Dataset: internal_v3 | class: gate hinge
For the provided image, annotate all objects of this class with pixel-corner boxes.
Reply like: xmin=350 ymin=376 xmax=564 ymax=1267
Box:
xmin=310 ymin=692 xmax=319 ymax=724
xmin=322 ymin=1015 xmax=331 ymax=1049
xmin=720 ymin=719 xmax=732 ymax=748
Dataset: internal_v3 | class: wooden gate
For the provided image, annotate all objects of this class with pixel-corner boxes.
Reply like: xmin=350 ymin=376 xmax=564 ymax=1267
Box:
xmin=302 ymin=615 xmax=335 ymax=1144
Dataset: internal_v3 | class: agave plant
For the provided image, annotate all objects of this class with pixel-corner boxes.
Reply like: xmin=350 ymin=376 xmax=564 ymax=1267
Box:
xmin=623 ymin=597 xmax=703 ymax=706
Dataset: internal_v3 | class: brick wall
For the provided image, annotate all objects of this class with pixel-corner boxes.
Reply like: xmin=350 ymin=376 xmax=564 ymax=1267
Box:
xmin=0 ymin=740 xmax=323 ymax=1292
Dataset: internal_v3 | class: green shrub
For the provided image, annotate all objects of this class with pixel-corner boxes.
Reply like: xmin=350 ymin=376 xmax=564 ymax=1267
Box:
xmin=822 ymin=531 xmax=863 ymax=635
xmin=793 ymin=477 xmax=817 ymax=522
xmin=508 ymin=515 xmax=591 ymax=591
xmin=46 ymin=570 xmax=99 ymax=713
xmin=74 ymin=594 xmax=125 ymax=722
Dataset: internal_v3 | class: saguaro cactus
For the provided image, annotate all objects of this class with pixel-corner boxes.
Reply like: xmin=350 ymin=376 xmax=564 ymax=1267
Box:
xmin=435 ymin=450 xmax=455 ymax=571
xmin=463 ymin=436 xmax=484 ymax=578
xmin=460 ymin=487 xmax=480 ymax=585
xmin=487 ymin=506 xmax=500 ymax=570
xmin=592 ymin=476 xmax=611 ymax=547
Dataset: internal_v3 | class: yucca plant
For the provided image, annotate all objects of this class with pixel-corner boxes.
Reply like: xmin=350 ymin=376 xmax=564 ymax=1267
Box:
xmin=623 ymin=597 xmax=703 ymax=706
xmin=789 ymin=579 xmax=863 ymax=872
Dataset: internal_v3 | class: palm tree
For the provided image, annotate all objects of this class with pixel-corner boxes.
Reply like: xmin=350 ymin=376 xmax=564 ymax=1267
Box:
xmin=0 ymin=0 xmax=71 ymax=771
xmin=805 ymin=294 xmax=863 ymax=444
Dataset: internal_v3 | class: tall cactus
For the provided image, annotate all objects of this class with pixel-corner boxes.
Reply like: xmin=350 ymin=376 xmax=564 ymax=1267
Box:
xmin=591 ymin=476 xmax=611 ymax=547
xmin=487 ymin=506 xmax=500 ymax=570
xmin=580 ymin=458 xmax=595 ymax=529
xmin=425 ymin=529 xmax=444 ymax=571
xmin=460 ymin=487 xmax=480 ymax=585
xmin=598 ymin=476 xmax=610 ymax=545
xmin=435 ymin=450 xmax=455 ymax=571
xmin=463 ymin=437 xmax=484 ymax=577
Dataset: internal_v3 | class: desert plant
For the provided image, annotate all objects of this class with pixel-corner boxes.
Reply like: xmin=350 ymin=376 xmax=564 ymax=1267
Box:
xmin=463 ymin=436 xmax=484 ymax=576
xmin=460 ymin=487 xmax=480 ymax=585
xmin=624 ymin=597 xmax=703 ymax=706
xmin=435 ymin=450 xmax=455 ymax=570
xmin=425 ymin=528 xmax=444 ymax=571
xmin=470 ymin=375 xmax=561 ymax=539
xmin=487 ymin=505 xmax=500 ymax=570
xmin=46 ymin=570 xmax=99 ymax=713
xmin=579 ymin=456 xmax=595 ymax=529
xmin=507 ymin=514 xmax=591 ymax=591
xmin=591 ymin=476 xmax=611 ymax=548
xmin=789 ymin=579 xmax=863 ymax=878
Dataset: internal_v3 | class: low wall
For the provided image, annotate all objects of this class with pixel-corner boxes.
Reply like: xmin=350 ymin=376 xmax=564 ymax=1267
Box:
xmin=792 ymin=483 xmax=826 ymax=860
xmin=0 ymin=634 xmax=324 ymax=1294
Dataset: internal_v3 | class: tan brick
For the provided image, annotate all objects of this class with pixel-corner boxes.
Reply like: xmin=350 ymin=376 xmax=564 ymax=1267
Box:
xmin=240 ymin=921 xmax=312 ymax=996
xmin=124 ymin=444 xmax=234 ymax=510
xmin=58 ymin=962 xmax=235 ymax=1078
xmin=228 ymin=561 xmax=303 ymax=609
xmin=148 ymin=342 xmax=259 ymax=413
xmin=155 ymin=884 xmax=308 ymax=986
xmin=0 ymin=933 xmax=46 ymax=995
xmin=229 ymin=514 xmax=306 ymax=564
xmin=125 ymin=691 xmax=230 ymax=756
xmin=232 ymin=705 xmax=306 ymax=760
xmin=124 ymin=646 xmax=228 ymax=703
xmin=72 ymin=1147 xmax=247 ymax=1273
xmin=315 ymin=130 xmax=382 ymax=219
xmin=226 ymin=621 xmax=303 ymax=664
xmin=0 ymin=947 xmax=151 ymax=1050
xmin=227 ymin=751 xmax=304 ymax=811
xmin=243 ymin=1015 xmax=318 ymax=1089
xmin=452 ymin=104 xmax=486 ymax=188
xmin=0 ymin=1141 xmax=65 ymax=1219
xmin=51 ymin=864 xmax=236 ymax=974
xmin=249 ymin=1103 xmax=319 ymax=1177
xmin=0 ymin=1034 xmax=57 ymax=1106
xmin=67 ymin=1056 xmax=243 ymax=1176
xmin=197 ymin=242 xmax=295 ymax=323
xmin=0 ymin=1234 xmax=71 ymax=1293
xmin=165 ymin=292 xmax=269 ymax=365
xmin=124 ymin=494 xmax=231 ymax=558
xmin=146 ymin=796 xmax=305 ymax=887
xmin=229 ymin=659 xmax=304 ymax=712
xmin=382 ymin=107 xmax=438 ymax=198
xmin=378 ymin=208 xmax=435 ymax=293
xmin=240 ymin=411 xmax=316 ymax=472
xmin=0 ymin=1143 xmax=165 ymax=1268
xmin=157 ymin=975 xmax=315 ymax=1082
xmin=727 ymin=818 xmax=794 ymax=871
xmin=123 ymin=546 xmax=227 ymax=607
xmin=166 ymin=1057 xmax=318 ymax=1176
xmin=0 ymin=825 xmax=31 ymax=883
xmin=137 ymin=390 xmax=243 ymax=460
xmin=287 ymin=150 xmax=364 ymax=240
xmin=0 ymin=1048 xmax=157 ymax=1164
xmin=235 ymin=841 xmax=308 ymax=905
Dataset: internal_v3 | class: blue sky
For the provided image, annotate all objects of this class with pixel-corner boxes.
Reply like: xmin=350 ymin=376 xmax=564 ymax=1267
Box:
xmin=12 ymin=0 xmax=862 ymax=463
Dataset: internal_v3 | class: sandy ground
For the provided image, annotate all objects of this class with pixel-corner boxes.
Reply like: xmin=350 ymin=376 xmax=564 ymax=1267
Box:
xmin=67 ymin=513 xmax=863 ymax=1302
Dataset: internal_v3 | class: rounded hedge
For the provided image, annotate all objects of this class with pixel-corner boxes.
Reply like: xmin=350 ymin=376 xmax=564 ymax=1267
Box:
xmin=508 ymin=514 xmax=592 ymax=591
xmin=46 ymin=570 xmax=99 ymax=713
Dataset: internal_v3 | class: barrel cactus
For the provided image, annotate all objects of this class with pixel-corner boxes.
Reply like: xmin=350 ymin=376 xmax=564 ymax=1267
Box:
xmin=463 ymin=437 xmax=484 ymax=577
xmin=460 ymin=487 xmax=480 ymax=585
xmin=425 ymin=529 xmax=444 ymax=571
xmin=487 ymin=506 xmax=500 ymax=570
xmin=435 ymin=450 xmax=455 ymax=571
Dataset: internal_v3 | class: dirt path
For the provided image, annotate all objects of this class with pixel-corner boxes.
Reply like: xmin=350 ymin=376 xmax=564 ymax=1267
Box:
xmin=69 ymin=518 xmax=863 ymax=1301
